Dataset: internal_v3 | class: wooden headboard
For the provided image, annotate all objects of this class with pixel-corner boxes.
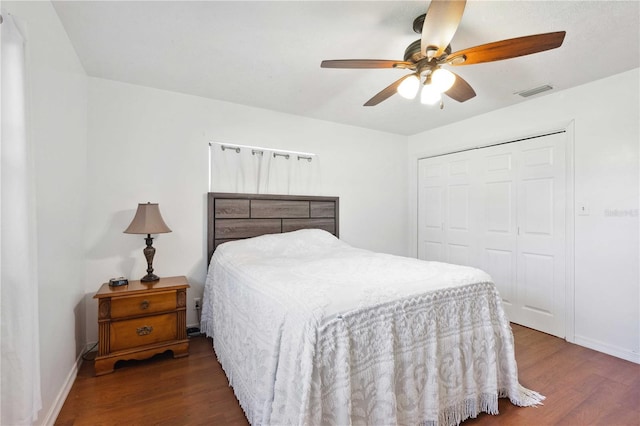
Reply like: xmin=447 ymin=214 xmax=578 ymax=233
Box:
xmin=207 ymin=192 xmax=339 ymax=261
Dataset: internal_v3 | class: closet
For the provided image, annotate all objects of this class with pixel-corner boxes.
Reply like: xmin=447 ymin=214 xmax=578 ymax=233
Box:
xmin=418 ymin=132 xmax=567 ymax=337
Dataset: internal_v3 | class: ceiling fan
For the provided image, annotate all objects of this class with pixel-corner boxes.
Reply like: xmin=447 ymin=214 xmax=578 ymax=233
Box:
xmin=320 ymin=0 xmax=566 ymax=108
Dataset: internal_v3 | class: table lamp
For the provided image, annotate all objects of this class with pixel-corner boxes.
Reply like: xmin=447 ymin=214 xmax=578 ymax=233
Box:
xmin=124 ymin=202 xmax=172 ymax=282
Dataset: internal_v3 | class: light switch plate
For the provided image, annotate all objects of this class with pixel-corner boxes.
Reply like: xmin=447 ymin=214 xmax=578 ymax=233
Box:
xmin=577 ymin=204 xmax=589 ymax=216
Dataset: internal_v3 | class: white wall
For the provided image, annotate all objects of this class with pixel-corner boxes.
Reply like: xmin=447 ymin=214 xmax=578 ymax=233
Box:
xmin=84 ymin=78 xmax=408 ymax=341
xmin=408 ymin=69 xmax=640 ymax=363
xmin=3 ymin=1 xmax=89 ymax=423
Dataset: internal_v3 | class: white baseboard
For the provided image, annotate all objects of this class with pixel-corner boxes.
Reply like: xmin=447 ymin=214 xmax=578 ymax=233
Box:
xmin=574 ymin=334 xmax=640 ymax=364
xmin=39 ymin=343 xmax=94 ymax=425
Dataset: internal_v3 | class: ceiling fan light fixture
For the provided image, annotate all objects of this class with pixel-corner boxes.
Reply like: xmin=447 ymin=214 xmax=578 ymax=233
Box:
xmin=431 ymin=68 xmax=456 ymax=92
xmin=421 ymin=84 xmax=441 ymax=105
xmin=397 ymin=74 xmax=420 ymax=99
xmin=320 ymin=2 xmax=566 ymax=109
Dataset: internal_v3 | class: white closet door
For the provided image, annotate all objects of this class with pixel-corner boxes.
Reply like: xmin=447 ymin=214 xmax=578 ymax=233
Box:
xmin=418 ymin=158 xmax=446 ymax=262
xmin=418 ymin=152 xmax=476 ymax=265
xmin=515 ymin=133 xmax=566 ymax=336
xmin=418 ymin=132 xmax=567 ymax=337
xmin=477 ymin=144 xmax=518 ymax=321
xmin=444 ymin=152 xmax=476 ymax=267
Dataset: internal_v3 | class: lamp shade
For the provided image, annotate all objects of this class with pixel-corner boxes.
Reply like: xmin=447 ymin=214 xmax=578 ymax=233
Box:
xmin=397 ymin=74 xmax=420 ymax=99
xmin=124 ymin=203 xmax=172 ymax=235
xmin=431 ymin=68 xmax=456 ymax=93
xmin=420 ymin=84 xmax=441 ymax=105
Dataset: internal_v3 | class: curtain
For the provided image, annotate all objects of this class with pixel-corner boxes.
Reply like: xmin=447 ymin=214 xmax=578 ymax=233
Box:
xmin=1 ymin=10 xmax=42 ymax=425
xmin=211 ymin=146 xmax=247 ymax=192
xmin=210 ymin=144 xmax=318 ymax=195
xmin=264 ymin=153 xmax=292 ymax=195
xmin=210 ymin=145 xmax=267 ymax=193
xmin=290 ymin=155 xmax=320 ymax=195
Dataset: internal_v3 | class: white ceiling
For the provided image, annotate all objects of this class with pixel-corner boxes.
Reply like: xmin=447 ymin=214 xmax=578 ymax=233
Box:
xmin=52 ymin=1 xmax=639 ymax=136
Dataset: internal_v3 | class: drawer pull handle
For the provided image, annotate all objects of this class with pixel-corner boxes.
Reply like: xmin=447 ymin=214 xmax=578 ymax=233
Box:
xmin=136 ymin=326 xmax=153 ymax=336
xmin=140 ymin=300 xmax=150 ymax=310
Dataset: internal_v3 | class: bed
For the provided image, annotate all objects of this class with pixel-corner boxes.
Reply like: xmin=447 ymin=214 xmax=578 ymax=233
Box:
xmin=202 ymin=192 xmax=543 ymax=426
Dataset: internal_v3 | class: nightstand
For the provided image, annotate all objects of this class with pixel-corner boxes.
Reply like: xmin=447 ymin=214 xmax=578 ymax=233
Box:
xmin=93 ymin=275 xmax=190 ymax=375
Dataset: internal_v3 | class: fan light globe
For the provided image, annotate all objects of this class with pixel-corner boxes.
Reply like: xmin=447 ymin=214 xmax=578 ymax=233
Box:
xmin=421 ymin=84 xmax=441 ymax=105
xmin=431 ymin=68 xmax=456 ymax=93
xmin=397 ymin=75 xmax=420 ymax=99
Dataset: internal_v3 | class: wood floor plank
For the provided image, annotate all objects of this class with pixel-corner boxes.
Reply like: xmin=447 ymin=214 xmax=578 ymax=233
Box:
xmin=55 ymin=325 xmax=640 ymax=425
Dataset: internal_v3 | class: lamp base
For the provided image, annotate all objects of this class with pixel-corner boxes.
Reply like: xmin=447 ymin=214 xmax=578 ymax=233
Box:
xmin=141 ymin=273 xmax=160 ymax=283
xmin=141 ymin=234 xmax=160 ymax=283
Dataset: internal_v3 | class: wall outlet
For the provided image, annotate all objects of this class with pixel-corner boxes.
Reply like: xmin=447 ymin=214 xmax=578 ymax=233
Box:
xmin=194 ymin=297 xmax=201 ymax=310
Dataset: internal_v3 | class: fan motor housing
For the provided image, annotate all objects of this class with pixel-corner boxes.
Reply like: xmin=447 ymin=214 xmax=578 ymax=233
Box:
xmin=404 ymin=39 xmax=452 ymax=63
xmin=412 ymin=14 xmax=427 ymax=33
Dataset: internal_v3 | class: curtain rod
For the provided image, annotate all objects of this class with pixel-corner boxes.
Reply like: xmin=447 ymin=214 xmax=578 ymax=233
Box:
xmin=211 ymin=142 xmax=317 ymax=162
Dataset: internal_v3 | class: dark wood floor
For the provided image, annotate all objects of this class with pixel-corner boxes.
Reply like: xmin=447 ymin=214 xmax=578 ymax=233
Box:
xmin=56 ymin=324 xmax=639 ymax=425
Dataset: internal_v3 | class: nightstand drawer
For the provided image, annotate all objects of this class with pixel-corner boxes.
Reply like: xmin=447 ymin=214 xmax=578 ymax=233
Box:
xmin=110 ymin=291 xmax=175 ymax=318
xmin=110 ymin=313 xmax=177 ymax=352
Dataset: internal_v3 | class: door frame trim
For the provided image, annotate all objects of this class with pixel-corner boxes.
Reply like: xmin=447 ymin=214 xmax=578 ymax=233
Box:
xmin=564 ymin=121 xmax=576 ymax=343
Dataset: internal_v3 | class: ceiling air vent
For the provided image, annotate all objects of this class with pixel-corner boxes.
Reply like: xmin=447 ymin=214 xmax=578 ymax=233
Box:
xmin=516 ymin=84 xmax=554 ymax=98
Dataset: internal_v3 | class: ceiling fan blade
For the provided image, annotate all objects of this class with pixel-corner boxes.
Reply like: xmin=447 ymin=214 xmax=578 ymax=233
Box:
xmin=444 ymin=72 xmax=476 ymax=102
xmin=420 ymin=0 xmax=467 ymax=58
xmin=364 ymin=75 xmax=413 ymax=106
xmin=446 ymin=31 xmax=566 ymax=65
xmin=321 ymin=59 xmax=414 ymax=69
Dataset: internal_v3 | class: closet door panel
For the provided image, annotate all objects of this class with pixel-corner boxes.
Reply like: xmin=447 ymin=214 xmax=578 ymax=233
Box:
xmin=485 ymin=248 xmax=515 ymax=304
xmin=446 ymin=184 xmax=472 ymax=265
xmin=422 ymin=241 xmax=445 ymax=261
xmin=445 ymin=154 xmax=476 ymax=267
xmin=521 ymin=252 xmax=555 ymax=314
xmin=486 ymin=181 xmax=512 ymax=233
xmin=418 ymin=159 xmax=446 ymax=262
xmin=418 ymin=153 xmax=476 ymax=266
xmin=447 ymin=185 xmax=470 ymax=231
xmin=478 ymin=145 xmax=518 ymax=319
xmin=516 ymin=133 xmax=566 ymax=337
xmin=521 ymin=177 xmax=554 ymax=236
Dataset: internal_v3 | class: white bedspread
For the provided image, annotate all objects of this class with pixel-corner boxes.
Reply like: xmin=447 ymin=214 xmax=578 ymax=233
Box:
xmin=201 ymin=229 xmax=542 ymax=426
